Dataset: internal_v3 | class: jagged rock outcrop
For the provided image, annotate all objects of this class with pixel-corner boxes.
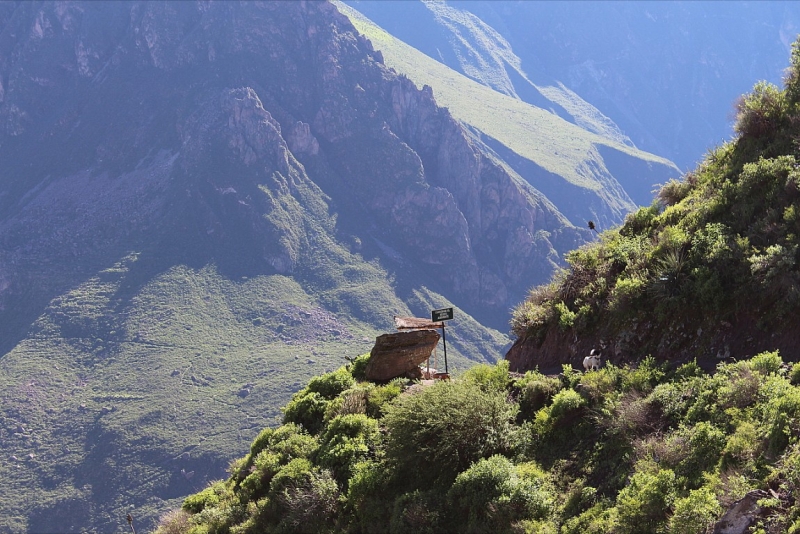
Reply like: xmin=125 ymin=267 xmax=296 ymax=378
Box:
xmin=365 ymin=329 xmax=441 ymax=381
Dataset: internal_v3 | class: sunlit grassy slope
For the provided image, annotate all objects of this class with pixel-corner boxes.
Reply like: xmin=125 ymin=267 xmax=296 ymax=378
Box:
xmin=338 ymin=2 xmax=678 ymax=191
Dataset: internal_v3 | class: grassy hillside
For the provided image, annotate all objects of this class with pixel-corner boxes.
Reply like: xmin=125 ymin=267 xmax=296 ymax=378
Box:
xmin=337 ymin=2 xmax=678 ymax=202
xmin=0 ymin=142 xmax=509 ymax=532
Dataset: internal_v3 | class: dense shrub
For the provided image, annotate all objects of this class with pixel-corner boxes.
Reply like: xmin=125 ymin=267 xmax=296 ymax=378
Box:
xmin=673 ymin=422 xmax=727 ymax=485
xmin=750 ymin=350 xmax=783 ymax=376
xmin=540 ymin=389 xmax=585 ymax=430
xmin=646 ymin=381 xmax=693 ymax=426
xmin=607 ymin=392 xmax=654 ymax=437
xmin=554 ymin=301 xmax=577 ymax=330
xmin=762 ymin=382 xmax=800 ymax=456
xmin=153 ymin=509 xmax=191 ymax=534
xmin=349 ymin=353 xmax=371 ymax=381
xmin=608 ymin=274 xmax=647 ymax=312
xmin=239 ymin=450 xmax=281 ymax=501
xmin=657 ymin=179 xmax=692 ymax=207
xmin=307 ymin=367 xmax=356 ymax=399
xmin=559 ymin=478 xmax=599 ymax=519
xmin=668 ymin=487 xmax=721 ymax=534
xmin=785 ymin=39 xmax=800 ymax=104
xmin=235 ymin=424 xmax=319 ymax=501
xmin=717 ymin=362 xmax=762 ymax=410
xmin=530 ymin=388 xmax=591 ymax=457
xmin=447 ymin=455 xmax=553 ymax=533
xmin=347 ymin=460 xmax=397 ymax=533
xmin=510 ymin=284 xmax=558 ymax=336
xmin=579 ymin=366 xmax=619 ymax=404
xmin=282 ymin=390 xmax=329 ymax=434
xmin=619 ymin=356 xmax=665 ymax=394
xmin=388 ymin=490 xmax=443 ymax=534
xmin=463 ymin=359 xmax=511 ymax=392
xmin=247 ymin=423 xmax=318 ymax=465
xmin=383 ymin=380 xmax=519 ymax=487
xmin=517 ymin=372 xmax=562 ymax=418
xmin=191 ymin=500 xmax=246 ymax=534
xmin=324 ymin=385 xmax=370 ymax=422
xmin=615 ymin=469 xmax=677 ymax=534
xmin=366 ymin=382 xmax=402 ymax=418
xmin=182 ymin=480 xmax=228 ymax=514
xmin=734 ymin=81 xmax=787 ymax=139
xmin=561 ymin=503 xmax=618 ymax=534
xmin=268 ymin=458 xmax=314 ymax=497
xmin=273 ymin=467 xmax=340 ymax=534
xmin=316 ymin=414 xmax=380 ymax=485
xmin=721 ymin=421 xmax=761 ymax=470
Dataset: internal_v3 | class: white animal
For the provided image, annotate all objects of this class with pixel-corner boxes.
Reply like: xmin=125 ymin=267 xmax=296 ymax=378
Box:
xmin=583 ymin=349 xmax=601 ymax=371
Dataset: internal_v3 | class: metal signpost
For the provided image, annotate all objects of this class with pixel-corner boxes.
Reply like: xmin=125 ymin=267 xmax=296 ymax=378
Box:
xmin=431 ymin=307 xmax=453 ymax=373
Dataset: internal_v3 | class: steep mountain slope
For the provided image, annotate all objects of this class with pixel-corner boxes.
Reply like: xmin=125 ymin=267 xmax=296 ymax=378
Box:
xmin=346 ymin=0 xmax=800 ymax=171
xmin=343 ymin=0 xmax=635 ymax=147
xmin=337 ymin=1 xmax=679 ymax=228
xmin=508 ymin=41 xmax=800 ymax=373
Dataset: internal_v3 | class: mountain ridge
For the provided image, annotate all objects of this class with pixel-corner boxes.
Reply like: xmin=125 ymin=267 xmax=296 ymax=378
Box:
xmin=346 ymin=0 xmax=800 ymax=171
xmin=338 ymin=0 xmax=679 ymax=228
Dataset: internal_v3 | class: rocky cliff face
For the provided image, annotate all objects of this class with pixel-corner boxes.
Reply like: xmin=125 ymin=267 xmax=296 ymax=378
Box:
xmin=0 ymin=0 xmax=578 ymax=337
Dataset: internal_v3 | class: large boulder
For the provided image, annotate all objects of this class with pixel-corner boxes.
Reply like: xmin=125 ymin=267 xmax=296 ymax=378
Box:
xmin=365 ymin=330 xmax=440 ymax=381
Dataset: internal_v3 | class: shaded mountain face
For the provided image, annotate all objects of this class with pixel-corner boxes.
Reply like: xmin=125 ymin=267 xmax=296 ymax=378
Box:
xmin=0 ymin=0 xmax=581 ymax=341
xmin=345 ymin=0 xmax=800 ymax=171
xmin=338 ymin=0 xmax=680 ymax=234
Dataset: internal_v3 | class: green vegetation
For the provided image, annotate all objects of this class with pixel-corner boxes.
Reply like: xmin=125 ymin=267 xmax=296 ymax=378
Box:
xmin=162 ymin=352 xmax=800 ymax=533
xmin=0 ymin=249 xmax=506 ymax=532
xmin=510 ymin=40 xmax=800 ymax=356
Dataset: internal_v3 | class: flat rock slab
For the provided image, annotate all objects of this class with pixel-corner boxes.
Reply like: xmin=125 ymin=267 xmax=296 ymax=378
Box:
xmin=713 ymin=490 xmax=768 ymax=534
xmin=365 ymin=330 xmax=440 ymax=381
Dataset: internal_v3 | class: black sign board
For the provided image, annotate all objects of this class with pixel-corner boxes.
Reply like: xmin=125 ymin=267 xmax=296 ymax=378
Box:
xmin=431 ymin=307 xmax=454 ymax=322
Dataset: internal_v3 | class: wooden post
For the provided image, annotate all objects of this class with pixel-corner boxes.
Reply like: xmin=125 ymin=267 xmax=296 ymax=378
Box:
xmin=442 ymin=323 xmax=448 ymax=374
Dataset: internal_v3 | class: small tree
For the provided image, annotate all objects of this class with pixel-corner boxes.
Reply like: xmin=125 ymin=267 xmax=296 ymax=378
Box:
xmin=383 ymin=380 xmax=519 ymax=488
